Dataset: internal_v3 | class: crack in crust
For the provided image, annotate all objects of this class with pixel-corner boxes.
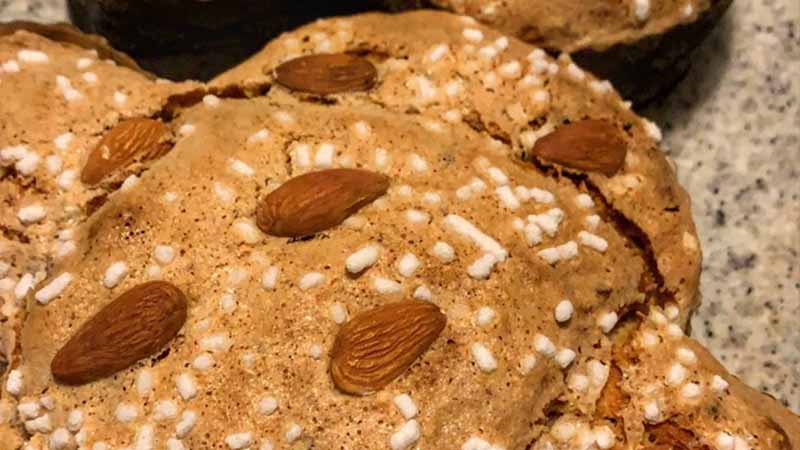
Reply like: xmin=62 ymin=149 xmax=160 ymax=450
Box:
xmin=643 ymin=422 xmax=712 ymax=450
xmin=523 ymin=157 xmax=673 ymax=309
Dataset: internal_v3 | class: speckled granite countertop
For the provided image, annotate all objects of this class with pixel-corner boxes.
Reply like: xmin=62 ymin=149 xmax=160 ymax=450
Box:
xmin=0 ymin=0 xmax=65 ymax=23
xmin=644 ymin=0 xmax=799 ymax=413
xmin=2 ymin=0 xmax=798 ymax=412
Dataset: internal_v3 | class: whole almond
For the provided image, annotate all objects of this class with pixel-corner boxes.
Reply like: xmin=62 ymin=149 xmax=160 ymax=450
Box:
xmin=530 ymin=119 xmax=627 ymax=176
xmin=273 ymin=53 xmax=378 ymax=95
xmin=330 ymin=300 xmax=447 ymax=396
xmin=81 ymin=118 xmax=172 ymax=185
xmin=51 ymin=281 xmax=187 ymax=385
xmin=256 ymin=168 xmax=389 ymax=238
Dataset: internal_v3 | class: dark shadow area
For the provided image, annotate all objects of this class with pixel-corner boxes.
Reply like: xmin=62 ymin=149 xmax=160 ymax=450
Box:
xmin=66 ymin=0 xmax=735 ymax=103
xmin=66 ymin=0 xmax=400 ymax=81
xmin=641 ymin=10 xmax=734 ymax=139
xmin=573 ymin=0 xmax=733 ymax=107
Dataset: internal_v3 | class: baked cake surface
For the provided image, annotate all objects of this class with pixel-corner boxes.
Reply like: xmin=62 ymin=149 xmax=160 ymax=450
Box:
xmin=390 ymin=0 xmax=725 ymax=52
xmin=380 ymin=0 xmax=734 ymax=104
xmin=0 ymin=11 xmax=796 ymax=450
xmin=0 ymin=23 xmax=197 ymax=448
xmin=0 ymin=23 xmax=196 ymax=284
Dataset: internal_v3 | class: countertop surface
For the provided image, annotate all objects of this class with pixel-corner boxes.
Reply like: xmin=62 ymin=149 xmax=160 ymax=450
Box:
xmin=1 ymin=0 xmax=798 ymax=412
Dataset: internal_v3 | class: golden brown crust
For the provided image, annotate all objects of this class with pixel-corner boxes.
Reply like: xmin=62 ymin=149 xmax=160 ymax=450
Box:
xmin=612 ymin=310 xmax=800 ymax=450
xmin=682 ymin=341 xmax=800 ymax=449
xmin=0 ymin=26 xmax=198 ymax=274
xmin=419 ymin=0 xmax=726 ymax=52
xmin=0 ymin=10 xmax=794 ymax=450
xmin=215 ymin=10 xmax=701 ymax=323
xmin=385 ymin=0 xmax=734 ymax=103
xmin=0 ymin=26 xmax=196 ymax=446
xmin=0 ymin=20 xmax=151 ymax=76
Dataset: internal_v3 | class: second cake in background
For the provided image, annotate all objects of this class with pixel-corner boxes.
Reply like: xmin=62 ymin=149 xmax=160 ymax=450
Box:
xmin=65 ymin=0 xmax=392 ymax=80
xmin=384 ymin=0 xmax=733 ymax=105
